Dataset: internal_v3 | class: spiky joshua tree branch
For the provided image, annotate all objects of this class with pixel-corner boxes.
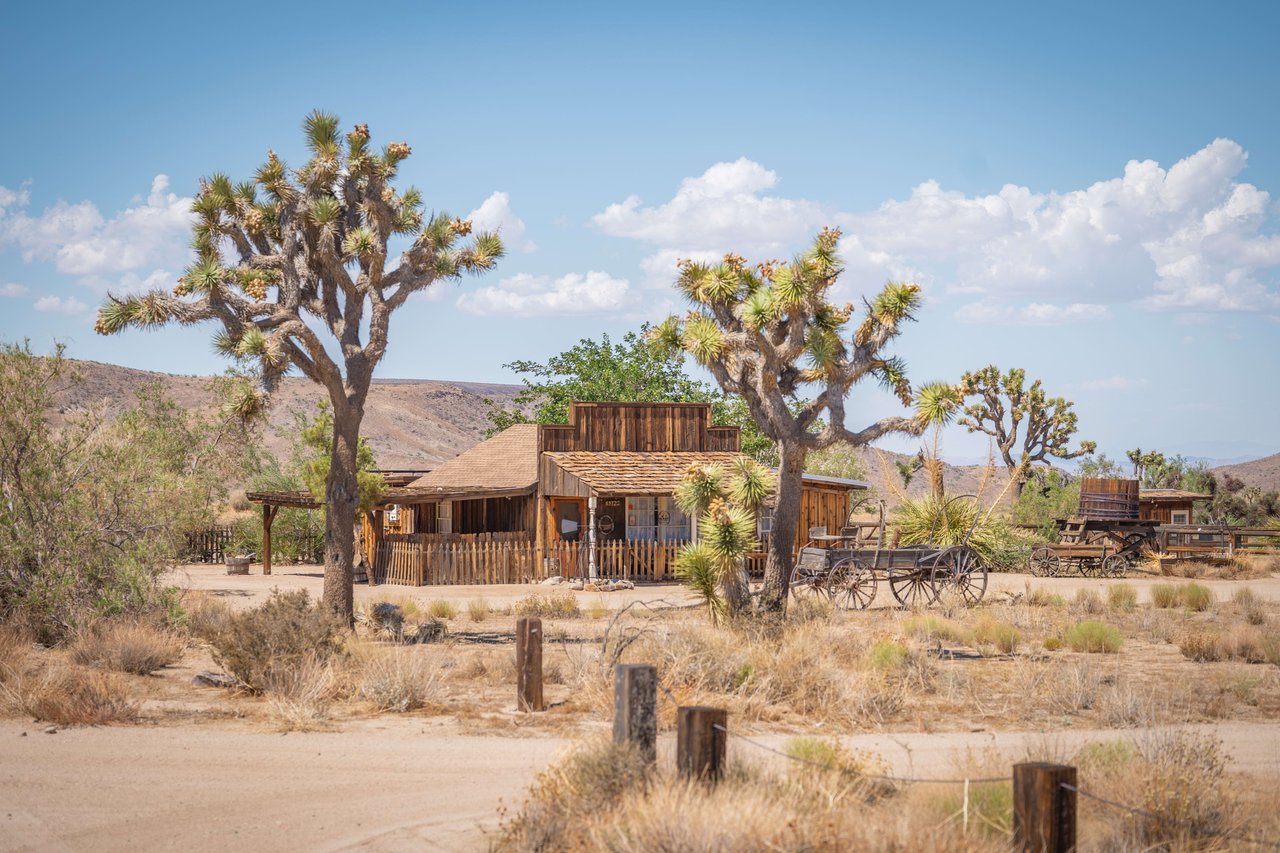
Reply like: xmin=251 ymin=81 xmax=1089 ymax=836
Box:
xmin=651 ymin=227 xmax=944 ymax=613
xmin=95 ymin=111 xmax=504 ymax=620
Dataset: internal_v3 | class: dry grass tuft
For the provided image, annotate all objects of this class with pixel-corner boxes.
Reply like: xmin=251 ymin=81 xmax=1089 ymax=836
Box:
xmin=202 ymin=590 xmax=346 ymax=693
xmin=970 ymin=615 xmax=1021 ymax=655
xmin=1073 ymin=588 xmax=1105 ymax=616
xmin=1025 ymin=584 xmax=1066 ymax=608
xmin=513 ymin=592 xmax=581 ymax=619
xmin=71 ymin=620 xmax=185 ymax=675
xmin=1231 ymin=587 xmax=1267 ymax=626
xmin=427 ymin=600 xmax=458 ymax=620
xmin=1107 ymin=583 xmax=1137 ymax=612
xmin=262 ymin=653 xmax=339 ymax=731
xmin=355 ymin=646 xmax=443 ymax=712
xmin=1151 ymin=582 xmax=1214 ymax=611
xmin=1065 ymin=620 xmax=1123 ymax=653
xmin=8 ymin=664 xmax=139 ymax=726
xmin=1179 ymin=624 xmax=1279 ymax=664
xmin=466 ymin=598 xmax=490 ymax=622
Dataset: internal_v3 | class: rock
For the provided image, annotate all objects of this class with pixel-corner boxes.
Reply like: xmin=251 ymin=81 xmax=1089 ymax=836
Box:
xmin=614 ymin=580 xmax=635 ymax=590
xmin=583 ymin=582 xmax=601 ymax=592
xmin=567 ymin=580 xmax=585 ymax=591
xmin=44 ymin=726 xmax=57 ymax=734
xmin=192 ymin=672 xmax=238 ymax=689
xmin=541 ymin=575 xmax=565 ymax=586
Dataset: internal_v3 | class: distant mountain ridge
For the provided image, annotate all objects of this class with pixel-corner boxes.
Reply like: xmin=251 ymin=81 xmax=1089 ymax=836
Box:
xmin=1211 ymin=453 xmax=1280 ymax=493
xmin=51 ymin=359 xmax=523 ymax=471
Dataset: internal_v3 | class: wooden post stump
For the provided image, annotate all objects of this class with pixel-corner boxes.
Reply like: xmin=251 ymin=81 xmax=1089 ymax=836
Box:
xmin=1013 ymin=762 xmax=1077 ymax=853
xmin=516 ymin=617 xmax=544 ymax=712
xmin=613 ymin=664 xmax=657 ymax=765
xmin=677 ymin=706 xmax=726 ymax=782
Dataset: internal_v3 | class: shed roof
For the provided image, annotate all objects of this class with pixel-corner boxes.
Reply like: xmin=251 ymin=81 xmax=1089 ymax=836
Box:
xmin=1139 ymin=489 xmax=1211 ymax=502
xmin=406 ymin=424 xmax=539 ymax=493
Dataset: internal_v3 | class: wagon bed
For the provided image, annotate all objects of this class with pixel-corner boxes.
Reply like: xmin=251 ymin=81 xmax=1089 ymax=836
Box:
xmin=792 ymin=542 xmax=987 ymax=609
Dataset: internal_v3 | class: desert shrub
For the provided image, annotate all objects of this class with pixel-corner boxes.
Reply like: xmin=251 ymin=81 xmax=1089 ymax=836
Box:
xmin=894 ymin=495 xmax=1033 ymax=572
xmin=0 ymin=344 xmax=255 ymax=642
xmin=1073 ymin=588 xmax=1104 ymax=615
xmin=356 ymin=601 xmax=406 ymax=639
xmin=1025 ymin=585 xmax=1066 ymax=608
xmin=971 ymin=616 xmax=1021 ymax=654
xmin=1050 ymin=660 xmax=1100 ymax=712
xmin=903 ymin=614 xmax=967 ymax=644
xmin=11 ymin=665 xmax=139 ymax=725
xmin=1178 ymin=630 xmax=1221 ymax=662
xmin=1042 ymin=636 xmax=1062 ymax=651
xmin=356 ymin=647 xmax=442 ymax=712
xmin=262 ymin=652 xmax=338 ymax=731
xmin=930 ymin=781 xmax=1013 ymax=837
xmin=71 ymin=620 xmax=185 ymax=675
xmin=466 ymin=598 xmax=490 ymax=622
xmin=866 ymin=640 xmax=908 ymax=671
xmin=1107 ymin=584 xmax=1137 ymax=612
xmin=1120 ymin=731 xmax=1233 ymax=848
xmin=0 ymin=625 xmax=30 ymax=685
xmin=1181 ymin=626 xmax=1273 ymax=664
xmin=1232 ymin=587 xmax=1266 ymax=626
xmin=204 ymin=590 xmax=345 ymax=692
xmin=426 ymin=600 xmax=457 ymax=620
xmin=1151 ymin=584 xmax=1179 ymax=608
xmin=784 ymin=737 xmax=893 ymax=805
xmin=1065 ymin=620 xmax=1123 ymax=653
xmin=788 ymin=593 xmax=834 ymax=623
xmin=1180 ymin=583 xmax=1214 ymax=612
xmin=499 ymin=739 xmax=649 ymax=851
xmin=1075 ymin=739 xmax=1135 ymax=774
xmin=513 ymin=592 xmax=581 ymax=619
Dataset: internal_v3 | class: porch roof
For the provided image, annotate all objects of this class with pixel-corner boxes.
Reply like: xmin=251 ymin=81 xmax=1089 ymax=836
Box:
xmin=544 ymin=451 xmax=743 ymax=495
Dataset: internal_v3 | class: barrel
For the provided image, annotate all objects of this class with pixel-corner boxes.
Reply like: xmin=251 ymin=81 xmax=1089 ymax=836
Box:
xmin=1077 ymin=478 xmax=1139 ymax=521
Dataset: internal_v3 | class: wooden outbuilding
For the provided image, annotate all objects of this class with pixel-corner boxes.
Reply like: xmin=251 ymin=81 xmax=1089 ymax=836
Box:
xmin=1138 ymin=488 xmax=1210 ymax=526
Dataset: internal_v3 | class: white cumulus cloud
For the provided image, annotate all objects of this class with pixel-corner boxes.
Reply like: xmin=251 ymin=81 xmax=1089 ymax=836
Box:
xmin=467 ymin=191 xmax=536 ymax=253
xmin=592 ymin=140 xmax=1280 ymax=321
xmin=33 ymin=294 xmax=89 ymax=314
xmin=458 ymin=271 xmax=629 ymax=316
xmin=0 ymin=283 xmax=29 ymax=297
xmin=0 ymin=175 xmax=194 ymax=294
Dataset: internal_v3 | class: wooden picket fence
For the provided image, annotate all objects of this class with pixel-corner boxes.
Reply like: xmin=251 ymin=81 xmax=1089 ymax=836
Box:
xmin=183 ymin=525 xmax=235 ymax=563
xmin=544 ymin=539 xmax=684 ymax=582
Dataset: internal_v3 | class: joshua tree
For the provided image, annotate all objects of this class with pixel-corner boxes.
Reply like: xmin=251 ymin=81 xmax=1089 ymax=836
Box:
xmin=652 ymin=227 xmax=944 ymax=613
xmin=95 ymin=111 xmax=504 ymax=620
xmin=673 ymin=457 xmax=775 ymax=619
xmin=958 ymin=366 xmax=1095 ymax=495
xmin=1126 ymin=448 xmax=1166 ymax=483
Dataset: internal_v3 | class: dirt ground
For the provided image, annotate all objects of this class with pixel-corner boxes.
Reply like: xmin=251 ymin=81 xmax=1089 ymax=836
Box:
xmin=165 ymin=561 xmax=1280 ymax=612
xmin=3 ymin=563 xmax=1276 ymax=852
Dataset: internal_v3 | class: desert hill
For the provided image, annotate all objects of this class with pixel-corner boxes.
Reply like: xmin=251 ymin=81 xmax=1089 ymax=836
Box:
xmin=52 ymin=359 xmax=523 ymax=470
xmin=1212 ymin=453 xmax=1280 ymax=493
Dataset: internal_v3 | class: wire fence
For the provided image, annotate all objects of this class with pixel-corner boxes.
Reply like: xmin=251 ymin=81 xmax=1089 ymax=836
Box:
xmin=649 ymin=670 xmax=1279 ymax=848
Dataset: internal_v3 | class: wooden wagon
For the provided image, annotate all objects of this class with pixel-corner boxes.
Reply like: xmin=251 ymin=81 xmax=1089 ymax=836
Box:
xmin=1028 ymin=478 xmax=1157 ymax=577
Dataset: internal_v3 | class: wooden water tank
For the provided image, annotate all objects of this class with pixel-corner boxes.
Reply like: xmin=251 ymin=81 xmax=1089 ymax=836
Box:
xmin=1078 ymin=478 xmax=1139 ymax=521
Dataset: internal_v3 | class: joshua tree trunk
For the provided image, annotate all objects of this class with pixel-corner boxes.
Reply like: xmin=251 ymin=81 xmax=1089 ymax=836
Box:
xmin=762 ymin=444 xmax=806 ymax=613
xmin=722 ymin=558 xmax=752 ymax=616
xmin=322 ymin=395 xmax=364 ymax=620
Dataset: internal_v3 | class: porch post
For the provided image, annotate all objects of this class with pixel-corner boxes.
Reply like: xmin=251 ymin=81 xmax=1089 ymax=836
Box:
xmin=588 ymin=495 xmax=598 ymax=581
xmin=262 ymin=504 xmax=277 ymax=576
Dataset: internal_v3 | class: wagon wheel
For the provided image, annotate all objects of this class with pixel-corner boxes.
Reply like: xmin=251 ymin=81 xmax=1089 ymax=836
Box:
xmin=1101 ymin=553 xmax=1129 ymax=578
xmin=831 ymin=558 xmax=877 ymax=610
xmin=930 ymin=546 xmax=988 ymax=605
xmin=1030 ymin=546 xmax=1060 ymax=578
xmin=1121 ymin=532 xmax=1150 ymax=557
xmin=888 ymin=565 xmax=937 ymax=609
xmin=789 ymin=562 xmax=824 ymax=596
xmin=1078 ymin=558 xmax=1101 ymax=578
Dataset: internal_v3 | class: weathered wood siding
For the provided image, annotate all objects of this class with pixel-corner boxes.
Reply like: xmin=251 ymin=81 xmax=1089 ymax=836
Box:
xmin=538 ymin=402 xmax=741 ymax=453
xmin=798 ymin=486 xmax=852 ymax=537
xmin=1139 ymin=499 xmax=1193 ymax=525
xmin=453 ymin=494 xmax=535 ymax=535
xmin=540 ymin=457 xmax=593 ymax=498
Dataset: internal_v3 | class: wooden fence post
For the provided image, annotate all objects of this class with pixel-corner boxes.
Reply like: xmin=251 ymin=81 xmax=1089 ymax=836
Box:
xmin=677 ymin=706 xmax=726 ymax=782
xmin=516 ymin=617 xmax=544 ymax=712
xmin=613 ymin=664 xmax=657 ymax=765
xmin=1012 ymin=762 xmax=1076 ymax=853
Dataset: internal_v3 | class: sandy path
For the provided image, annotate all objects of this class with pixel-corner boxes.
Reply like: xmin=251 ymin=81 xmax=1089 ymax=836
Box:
xmin=0 ymin=719 xmax=566 ymax=853
xmin=4 ymin=717 xmax=1280 ymax=853
xmin=166 ymin=563 xmax=1280 ymax=613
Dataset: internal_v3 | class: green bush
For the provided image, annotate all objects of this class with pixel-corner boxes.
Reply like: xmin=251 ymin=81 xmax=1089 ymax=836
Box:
xmin=203 ymin=590 xmax=346 ymax=692
xmin=1180 ymin=583 xmax=1214 ymax=612
xmin=427 ymin=600 xmax=458 ymax=620
xmin=972 ymin=616 xmax=1021 ymax=654
xmin=1065 ymin=620 xmax=1123 ymax=653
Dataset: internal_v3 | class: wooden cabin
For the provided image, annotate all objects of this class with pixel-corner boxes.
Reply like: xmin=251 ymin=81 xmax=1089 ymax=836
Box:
xmin=361 ymin=401 xmax=868 ymax=585
xmin=1138 ymin=488 xmax=1210 ymax=526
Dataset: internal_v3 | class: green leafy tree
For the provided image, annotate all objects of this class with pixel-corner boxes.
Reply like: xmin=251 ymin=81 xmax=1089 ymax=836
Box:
xmin=487 ymin=327 xmax=776 ymax=461
xmin=1014 ymin=469 xmax=1080 ymax=539
xmin=958 ymin=366 xmax=1095 ymax=494
xmin=652 ymin=228 xmax=943 ymax=613
xmin=673 ymin=458 xmax=775 ymax=619
xmin=0 ymin=343 xmax=257 ymax=640
xmin=297 ymin=401 xmax=384 ymax=512
xmin=94 ymin=112 xmax=503 ymax=621
xmin=1080 ymin=453 xmax=1126 ymax=479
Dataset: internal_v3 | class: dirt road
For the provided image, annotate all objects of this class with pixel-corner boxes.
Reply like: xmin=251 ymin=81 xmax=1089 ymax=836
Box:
xmin=4 ymin=717 xmax=1279 ymax=852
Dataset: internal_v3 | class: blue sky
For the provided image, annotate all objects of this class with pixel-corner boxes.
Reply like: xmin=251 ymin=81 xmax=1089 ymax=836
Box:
xmin=2 ymin=0 xmax=1278 ymax=463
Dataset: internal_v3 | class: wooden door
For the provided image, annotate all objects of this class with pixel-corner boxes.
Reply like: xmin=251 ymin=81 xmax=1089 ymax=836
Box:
xmin=550 ymin=497 xmax=586 ymax=542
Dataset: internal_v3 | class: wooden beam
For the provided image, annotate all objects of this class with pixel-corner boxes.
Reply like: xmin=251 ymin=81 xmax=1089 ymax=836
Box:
xmin=262 ymin=504 xmax=277 ymax=576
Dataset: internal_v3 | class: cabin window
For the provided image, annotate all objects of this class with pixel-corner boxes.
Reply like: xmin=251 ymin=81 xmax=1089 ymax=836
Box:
xmin=436 ymin=500 xmax=452 ymax=534
xmin=1171 ymin=511 xmax=1190 ymax=525
xmin=626 ymin=496 xmax=692 ymax=542
xmin=758 ymin=505 xmax=774 ymax=537
xmin=387 ymin=505 xmax=400 ymax=523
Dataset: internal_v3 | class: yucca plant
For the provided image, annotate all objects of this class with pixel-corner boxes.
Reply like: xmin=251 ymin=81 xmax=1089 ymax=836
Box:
xmin=674 ymin=458 xmax=775 ymax=620
xmin=94 ymin=112 xmax=504 ymax=621
xmin=893 ymin=495 xmax=1029 ymax=572
xmin=653 ymin=228 xmax=949 ymax=613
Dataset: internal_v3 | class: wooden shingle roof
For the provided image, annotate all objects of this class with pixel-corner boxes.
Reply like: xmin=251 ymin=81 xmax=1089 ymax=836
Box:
xmin=544 ymin=451 xmax=745 ymax=495
xmin=1139 ymin=488 xmax=1211 ymax=502
xmin=406 ymin=424 xmax=539 ymax=492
